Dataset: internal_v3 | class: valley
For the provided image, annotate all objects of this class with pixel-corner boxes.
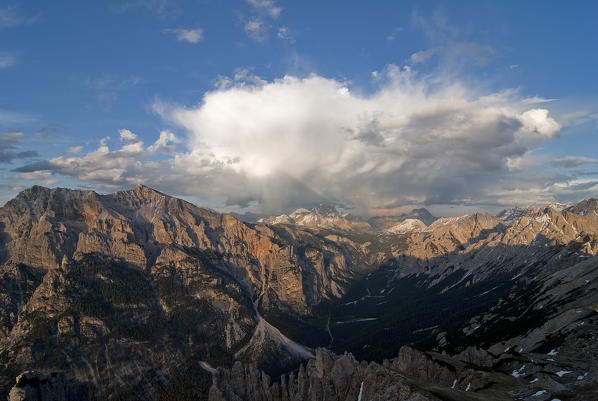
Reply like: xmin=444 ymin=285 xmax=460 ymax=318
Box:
xmin=1 ymin=185 xmax=597 ymax=400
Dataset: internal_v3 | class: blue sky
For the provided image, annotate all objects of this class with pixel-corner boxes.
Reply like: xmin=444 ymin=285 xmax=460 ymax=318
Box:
xmin=1 ymin=0 xmax=597 ymax=216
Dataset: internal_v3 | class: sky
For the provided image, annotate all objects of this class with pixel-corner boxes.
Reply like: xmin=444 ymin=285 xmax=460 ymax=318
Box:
xmin=1 ymin=0 xmax=597 ymax=217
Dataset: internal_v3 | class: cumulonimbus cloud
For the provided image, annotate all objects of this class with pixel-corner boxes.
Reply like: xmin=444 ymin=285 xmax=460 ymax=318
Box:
xmin=16 ymin=65 xmax=585 ymax=214
xmin=153 ymin=65 xmax=562 ymax=213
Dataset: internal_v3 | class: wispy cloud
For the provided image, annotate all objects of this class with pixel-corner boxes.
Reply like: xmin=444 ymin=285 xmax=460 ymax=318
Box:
xmin=0 ymin=4 xmax=36 ymax=29
xmin=65 ymin=146 xmax=83 ymax=154
xmin=14 ymin=129 xmax=180 ymax=190
xmin=84 ymin=73 xmax=142 ymax=111
xmin=277 ymin=26 xmax=294 ymax=43
xmin=408 ymin=11 xmax=497 ymax=69
xmin=0 ymin=109 xmax=37 ymax=126
xmin=386 ymin=26 xmax=402 ymax=41
xmin=243 ymin=0 xmax=282 ymax=41
xmin=244 ymin=18 xmax=267 ymax=41
xmin=18 ymin=170 xmax=56 ymax=184
xmin=246 ymin=0 xmax=281 ymax=19
xmin=0 ymin=52 xmax=17 ymax=68
xmin=522 ymin=96 xmax=557 ymax=105
xmin=551 ymin=156 xmax=598 ymax=168
xmin=165 ymin=28 xmax=203 ymax=44
xmin=0 ymin=131 xmax=39 ymax=163
xmin=114 ymin=0 xmax=175 ymax=16
xmin=409 ymin=42 xmax=496 ymax=67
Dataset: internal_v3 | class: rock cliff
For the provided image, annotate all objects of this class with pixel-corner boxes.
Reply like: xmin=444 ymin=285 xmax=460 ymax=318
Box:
xmin=1 ymin=186 xmax=597 ymax=400
xmin=0 ymin=186 xmax=364 ymax=399
xmin=8 ymin=371 xmax=89 ymax=401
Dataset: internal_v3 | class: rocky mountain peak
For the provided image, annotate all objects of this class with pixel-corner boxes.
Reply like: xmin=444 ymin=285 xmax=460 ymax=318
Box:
xmin=131 ymin=184 xmax=167 ymax=198
xmin=261 ymin=203 xmax=372 ymax=231
xmin=567 ymin=197 xmax=598 ymax=217
xmin=384 ymin=218 xmax=427 ymax=234
xmin=368 ymin=207 xmax=437 ymax=230
xmin=290 ymin=203 xmax=347 ymax=219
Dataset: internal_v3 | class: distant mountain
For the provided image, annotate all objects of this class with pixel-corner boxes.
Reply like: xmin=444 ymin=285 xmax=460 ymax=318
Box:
xmin=383 ymin=218 xmax=427 ymax=234
xmin=259 ymin=203 xmax=373 ymax=232
xmin=496 ymin=201 xmax=573 ymax=224
xmin=209 ymin=203 xmax=598 ymax=401
xmin=260 ymin=205 xmax=437 ymax=233
xmin=566 ymin=197 xmax=598 ymax=217
xmin=226 ymin=211 xmax=267 ymax=223
xmin=369 ymin=207 xmax=437 ymax=230
xmin=1 ymin=186 xmax=598 ymax=401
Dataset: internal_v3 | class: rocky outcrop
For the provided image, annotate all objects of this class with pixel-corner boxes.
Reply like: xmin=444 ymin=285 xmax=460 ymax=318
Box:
xmin=1 ymin=186 xmax=597 ymax=401
xmin=208 ymin=348 xmax=443 ymax=401
xmin=0 ymin=186 xmax=364 ymax=399
xmin=0 ymin=185 xmax=357 ymax=317
xmin=8 ymin=371 xmax=89 ymax=401
xmin=566 ymin=198 xmax=598 ymax=217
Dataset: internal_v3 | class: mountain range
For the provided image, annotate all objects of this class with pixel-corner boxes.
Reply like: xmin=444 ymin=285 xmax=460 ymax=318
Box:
xmin=1 ymin=185 xmax=597 ymax=400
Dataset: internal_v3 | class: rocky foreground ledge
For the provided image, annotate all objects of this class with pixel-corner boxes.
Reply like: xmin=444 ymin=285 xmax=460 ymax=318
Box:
xmin=208 ymin=347 xmax=443 ymax=401
xmin=207 ymin=344 xmax=598 ymax=401
xmin=8 ymin=371 xmax=89 ymax=401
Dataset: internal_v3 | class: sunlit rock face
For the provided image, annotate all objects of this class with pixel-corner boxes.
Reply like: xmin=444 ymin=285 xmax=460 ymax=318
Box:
xmin=0 ymin=185 xmax=361 ymax=399
xmin=0 ymin=185 xmax=597 ymax=400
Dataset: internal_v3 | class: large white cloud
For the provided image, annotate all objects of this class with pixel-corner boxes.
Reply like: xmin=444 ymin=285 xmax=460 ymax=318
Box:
xmin=16 ymin=66 xmax=585 ymax=215
xmin=153 ymin=65 xmax=562 ymax=213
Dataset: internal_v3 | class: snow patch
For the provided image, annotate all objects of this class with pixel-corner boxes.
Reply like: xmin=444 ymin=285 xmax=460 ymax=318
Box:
xmin=556 ymin=370 xmax=572 ymax=377
xmin=532 ymin=390 xmax=547 ymax=396
xmin=476 ymin=286 xmax=499 ymax=297
xmin=386 ymin=218 xmax=426 ymax=234
xmin=465 ymin=383 xmax=471 ymax=392
xmin=512 ymin=364 xmax=526 ymax=378
xmin=547 ymin=349 xmax=558 ymax=356
xmin=357 ymin=381 xmax=364 ymax=401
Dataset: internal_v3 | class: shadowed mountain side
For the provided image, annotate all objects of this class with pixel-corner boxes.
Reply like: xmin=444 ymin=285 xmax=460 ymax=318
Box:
xmin=317 ymin=234 xmax=596 ymax=361
xmin=0 ymin=186 xmax=597 ymax=400
xmin=207 ymin=252 xmax=598 ymax=401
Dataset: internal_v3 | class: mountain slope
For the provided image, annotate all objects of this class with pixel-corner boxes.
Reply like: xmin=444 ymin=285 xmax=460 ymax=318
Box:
xmin=1 ymin=186 xmax=597 ymax=400
xmin=0 ymin=185 xmax=367 ymax=399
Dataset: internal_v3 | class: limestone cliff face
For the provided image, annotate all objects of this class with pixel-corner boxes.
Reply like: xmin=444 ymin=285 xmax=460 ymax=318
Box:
xmin=2 ymin=186 xmax=597 ymax=401
xmin=0 ymin=186 xmax=359 ymax=400
xmin=0 ymin=185 xmax=355 ymax=316
xmin=392 ymin=207 xmax=598 ymax=285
